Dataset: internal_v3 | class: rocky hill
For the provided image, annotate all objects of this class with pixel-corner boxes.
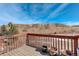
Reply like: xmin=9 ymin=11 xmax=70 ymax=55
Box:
xmin=14 ymin=24 xmax=79 ymax=34
xmin=0 ymin=23 xmax=79 ymax=34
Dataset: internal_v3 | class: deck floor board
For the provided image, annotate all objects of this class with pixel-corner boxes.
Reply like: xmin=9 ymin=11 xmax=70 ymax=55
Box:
xmin=0 ymin=44 xmax=43 ymax=56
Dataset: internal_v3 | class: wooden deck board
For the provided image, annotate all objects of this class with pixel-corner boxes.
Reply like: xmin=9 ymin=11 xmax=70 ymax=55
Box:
xmin=0 ymin=44 xmax=43 ymax=56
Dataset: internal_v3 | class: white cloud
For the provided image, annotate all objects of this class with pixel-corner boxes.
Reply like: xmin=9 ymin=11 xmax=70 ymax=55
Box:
xmin=0 ymin=11 xmax=42 ymax=25
xmin=46 ymin=3 xmax=69 ymax=21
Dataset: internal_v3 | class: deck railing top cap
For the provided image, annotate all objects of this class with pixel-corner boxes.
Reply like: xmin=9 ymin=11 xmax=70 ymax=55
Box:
xmin=27 ymin=33 xmax=79 ymax=38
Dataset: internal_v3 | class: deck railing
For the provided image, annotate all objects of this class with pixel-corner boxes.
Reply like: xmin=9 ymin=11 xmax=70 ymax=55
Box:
xmin=0 ymin=33 xmax=26 ymax=55
xmin=27 ymin=33 xmax=79 ymax=56
xmin=0 ymin=33 xmax=79 ymax=56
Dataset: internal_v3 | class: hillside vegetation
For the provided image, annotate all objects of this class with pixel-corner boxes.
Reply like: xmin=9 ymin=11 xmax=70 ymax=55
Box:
xmin=0 ymin=23 xmax=79 ymax=35
xmin=14 ymin=24 xmax=79 ymax=34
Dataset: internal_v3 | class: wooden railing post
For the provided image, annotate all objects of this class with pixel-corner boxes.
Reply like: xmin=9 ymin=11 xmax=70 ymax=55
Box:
xmin=26 ymin=34 xmax=29 ymax=45
xmin=74 ymin=37 xmax=78 ymax=56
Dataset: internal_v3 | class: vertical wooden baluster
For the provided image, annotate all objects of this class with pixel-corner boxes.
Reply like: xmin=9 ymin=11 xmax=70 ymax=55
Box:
xmin=50 ymin=37 xmax=51 ymax=48
xmin=14 ymin=36 xmax=16 ymax=48
xmin=58 ymin=38 xmax=60 ymax=51
xmin=14 ymin=36 xmax=15 ymax=49
xmin=32 ymin=36 xmax=33 ymax=46
xmin=13 ymin=36 xmax=15 ymax=49
xmin=67 ymin=39 xmax=69 ymax=50
xmin=34 ymin=36 xmax=36 ymax=47
xmin=38 ymin=36 xmax=39 ymax=47
xmin=64 ymin=39 xmax=66 ymax=50
xmin=50 ymin=37 xmax=52 ymax=48
xmin=15 ymin=36 xmax=16 ymax=49
xmin=17 ymin=36 xmax=18 ymax=48
xmin=26 ymin=34 xmax=29 ymax=45
xmin=22 ymin=35 xmax=23 ymax=46
xmin=40 ymin=37 xmax=42 ymax=47
xmin=40 ymin=36 xmax=41 ymax=47
xmin=46 ymin=37 xmax=48 ymax=46
xmin=48 ymin=37 xmax=49 ymax=47
xmin=54 ymin=38 xmax=55 ymax=47
xmin=41 ymin=37 xmax=42 ymax=46
xmin=30 ymin=35 xmax=31 ymax=46
xmin=48 ymin=37 xmax=49 ymax=48
xmin=35 ymin=36 xmax=36 ymax=47
xmin=39 ymin=37 xmax=42 ymax=47
xmin=30 ymin=36 xmax=31 ymax=46
xmin=61 ymin=38 xmax=62 ymax=50
xmin=20 ymin=35 xmax=21 ymax=47
xmin=33 ymin=36 xmax=34 ymax=46
xmin=18 ymin=36 xmax=20 ymax=47
xmin=34 ymin=36 xmax=35 ymax=47
xmin=41 ymin=37 xmax=42 ymax=47
xmin=53 ymin=37 xmax=54 ymax=47
xmin=23 ymin=34 xmax=24 ymax=44
xmin=46 ymin=37 xmax=48 ymax=47
xmin=37 ymin=36 xmax=38 ymax=47
xmin=43 ymin=37 xmax=44 ymax=46
xmin=31 ymin=36 xmax=32 ymax=46
xmin=12 ymin=36 xmax=14 ymax=49
xmin=16 ymin=36 xmax=17 ymax=48
xmin=45 ymin=37 xmax=47 ymax=46
xmin=15 ymin=36 xmax=16 ymax=48
xmin=39 ymin=36 xmax=40 ymax=47
xmin=55 ymin=38 xmax=57 ymax=48
xmin=35 ymin=36 xmax=37 ymax=47
xmin=71 ymin=39 xmax=73 ymax=53
xmin=12 ymin=36 xmax=13 ymax=50
xmin=49 ymin=37 xmax=51 ymax=48
xmin=34 ymin=36 xmax=35 ymax=46
xmin=10 ymin=37 xmax=11 ymax=51
xmin=6 ymin=37 xmax=8 ymax=52
xmin=36 ymin=36 xmax=37 ymax=47
xmin=27 ymin=36 xmax=32 ymax=45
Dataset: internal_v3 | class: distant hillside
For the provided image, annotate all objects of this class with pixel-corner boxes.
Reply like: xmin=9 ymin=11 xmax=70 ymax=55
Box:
xmin=1 ymin=23 xmax=79 ymax=34
xmin=15 ymin=23 xmax=68 ymax=28
xmin=14 ymin=24 xmax=70 ymax=34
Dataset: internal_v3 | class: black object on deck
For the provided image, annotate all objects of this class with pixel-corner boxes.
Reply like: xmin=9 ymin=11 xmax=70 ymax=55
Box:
xmin=41 ymin=45 xmax=48 ymax=53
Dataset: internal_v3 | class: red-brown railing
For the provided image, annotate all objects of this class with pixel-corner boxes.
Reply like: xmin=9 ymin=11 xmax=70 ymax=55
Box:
xmin=0 ymin=33 xmax=79 ymax=56
xmin=0 ymin=33 xmax=26 ymax=55
xmin=27 ymin=33 xmax=79 ymax=56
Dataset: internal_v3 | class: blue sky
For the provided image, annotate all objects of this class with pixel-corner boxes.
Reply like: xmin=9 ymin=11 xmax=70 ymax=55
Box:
xmin=0 ymin=3 xmax=79 ymax=25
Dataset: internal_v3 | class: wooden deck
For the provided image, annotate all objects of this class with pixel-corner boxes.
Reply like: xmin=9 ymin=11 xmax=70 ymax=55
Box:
xmin=0 ymin=44 xmax=47 ymax=56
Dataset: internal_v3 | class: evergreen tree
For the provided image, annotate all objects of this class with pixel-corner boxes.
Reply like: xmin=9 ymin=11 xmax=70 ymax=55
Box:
xmin=1 ymin=25 xmax=7 ymax=35
xmin=8 ymin=22 xmax=18 ymax=35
